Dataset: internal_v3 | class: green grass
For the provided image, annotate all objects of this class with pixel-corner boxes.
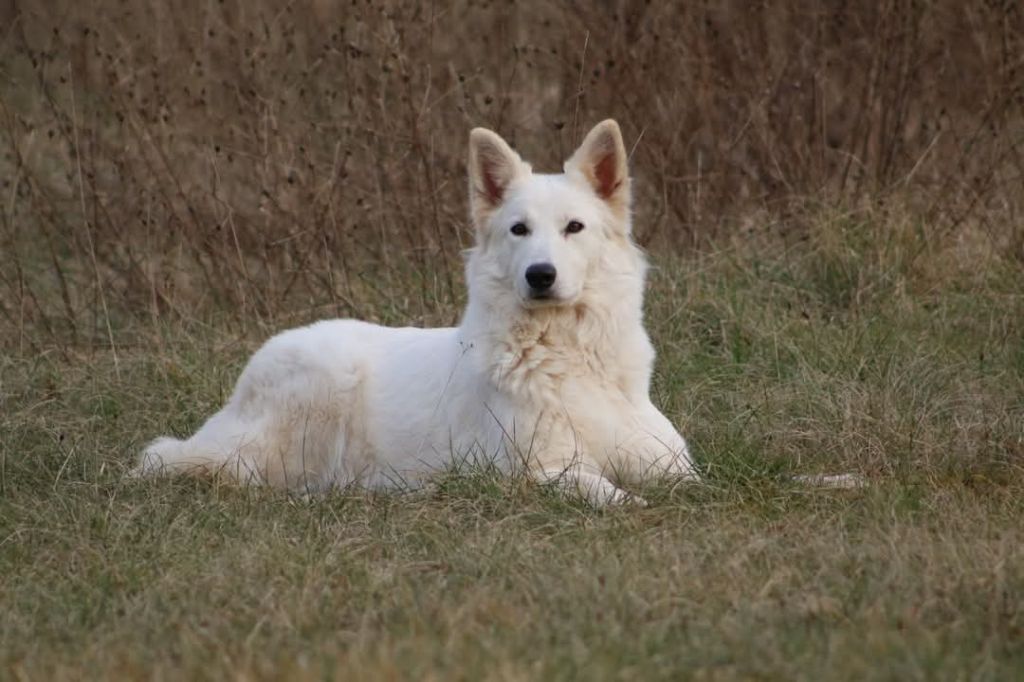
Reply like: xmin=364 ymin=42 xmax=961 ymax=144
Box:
xmin=3 ymin=218 xmax=1024 ymax=680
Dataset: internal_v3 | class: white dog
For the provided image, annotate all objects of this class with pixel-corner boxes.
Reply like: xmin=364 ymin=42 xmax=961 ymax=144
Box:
xmin=136 ymin=120 xmax=699 ymax=505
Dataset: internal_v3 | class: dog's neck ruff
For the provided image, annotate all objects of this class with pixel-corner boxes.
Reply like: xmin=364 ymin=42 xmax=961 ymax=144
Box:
xmin=460 ymin=269 xmax=648 ymax=405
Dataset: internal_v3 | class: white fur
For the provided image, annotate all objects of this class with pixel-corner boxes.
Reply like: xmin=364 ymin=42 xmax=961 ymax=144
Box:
xmin=135 ymin=120 xmax=698 ymax=506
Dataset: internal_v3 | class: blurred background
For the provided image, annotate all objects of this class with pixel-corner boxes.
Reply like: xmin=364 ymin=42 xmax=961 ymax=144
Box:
xmin=2 ymin=0 xmax=1022 ymax=346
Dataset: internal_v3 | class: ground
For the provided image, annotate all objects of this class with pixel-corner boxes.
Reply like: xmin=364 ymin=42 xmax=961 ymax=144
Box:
xmin=3 ymin=212 xmax=1022 ymax=680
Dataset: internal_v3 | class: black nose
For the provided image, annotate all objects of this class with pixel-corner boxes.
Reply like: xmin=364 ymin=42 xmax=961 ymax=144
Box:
xmin=525 ymin=262 xmax=557 ymax=292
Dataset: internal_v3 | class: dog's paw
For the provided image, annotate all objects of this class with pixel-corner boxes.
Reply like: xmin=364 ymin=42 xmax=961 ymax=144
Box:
xmin=622 ymin=491 xmax=648 ymax=508
xmin=592 ymin=483 xmax=647 ymax=508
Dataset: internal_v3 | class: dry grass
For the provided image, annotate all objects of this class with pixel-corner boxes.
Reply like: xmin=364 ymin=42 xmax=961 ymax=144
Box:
xmin=2 ymin=0 xmax=1023 ymax=343
xmin=4 ymin=212 xmax=1024 ymax=679
xmin=2 ymin=1 xmax=1024 ymax=679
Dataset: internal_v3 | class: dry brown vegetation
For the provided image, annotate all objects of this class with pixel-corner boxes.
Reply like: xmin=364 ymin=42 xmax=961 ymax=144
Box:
xmin=2 ymin=0 xmax=1023 ymax=342
xmin=3 ymin=2 xmax=1024 ymax=679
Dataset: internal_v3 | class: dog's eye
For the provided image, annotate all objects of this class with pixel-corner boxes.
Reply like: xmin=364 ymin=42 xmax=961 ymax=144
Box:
xmin=565 ymin=220 xmax=585 ymax=234
xmin=510 ymin=222 xmax=529 ymax=236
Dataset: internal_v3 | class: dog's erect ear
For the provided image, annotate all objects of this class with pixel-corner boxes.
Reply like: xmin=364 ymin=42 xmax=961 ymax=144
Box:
xmin=565 ymin=119 xmax=631 ymax=215
xmin=468 ymin=128 xmax=529 ymax=224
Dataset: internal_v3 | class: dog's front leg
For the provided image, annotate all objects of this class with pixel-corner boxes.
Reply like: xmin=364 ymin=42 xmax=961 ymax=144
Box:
xmin=614 ymin=402 xmax=700 ymax=485
xmin=510 ymin=410 xmax=644 ymax=506
xmin=534 ymin=461 xmax=645 ymax=507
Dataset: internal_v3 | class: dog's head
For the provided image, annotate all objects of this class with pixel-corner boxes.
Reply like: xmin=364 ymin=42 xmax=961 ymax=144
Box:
xmin=466 ymin=120 xmax=637 ymax=310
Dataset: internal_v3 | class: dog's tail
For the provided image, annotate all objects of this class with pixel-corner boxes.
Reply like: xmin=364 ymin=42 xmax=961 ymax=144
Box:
xmin=130 ymin=435 xmax=239 ymax=479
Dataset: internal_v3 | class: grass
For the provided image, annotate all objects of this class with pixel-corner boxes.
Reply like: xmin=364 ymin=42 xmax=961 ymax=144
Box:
xmin=3 ymin=210 xmax=1023 ymax=680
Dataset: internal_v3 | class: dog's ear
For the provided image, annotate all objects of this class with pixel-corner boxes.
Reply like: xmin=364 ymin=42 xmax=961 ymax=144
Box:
xmin=565 ymin=119 xmax=630 ymax=216
xmin=468 ymin=128 xmax=529 ymax=224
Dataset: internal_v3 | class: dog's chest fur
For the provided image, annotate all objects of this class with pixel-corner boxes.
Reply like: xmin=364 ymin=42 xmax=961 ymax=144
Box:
xmin=481 ymin=304 xmax=646 ymax=408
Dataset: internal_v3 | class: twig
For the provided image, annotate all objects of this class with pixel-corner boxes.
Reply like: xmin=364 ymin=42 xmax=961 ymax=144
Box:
xmin=571 ymin=31 xmax=590 ymax=142
xmin=68 ymin=62 xmax=120 ymax=378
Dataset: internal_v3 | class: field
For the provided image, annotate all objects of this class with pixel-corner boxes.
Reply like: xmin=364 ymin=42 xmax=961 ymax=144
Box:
xmin=2 ymin=1 xmax=1024 ymax=680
